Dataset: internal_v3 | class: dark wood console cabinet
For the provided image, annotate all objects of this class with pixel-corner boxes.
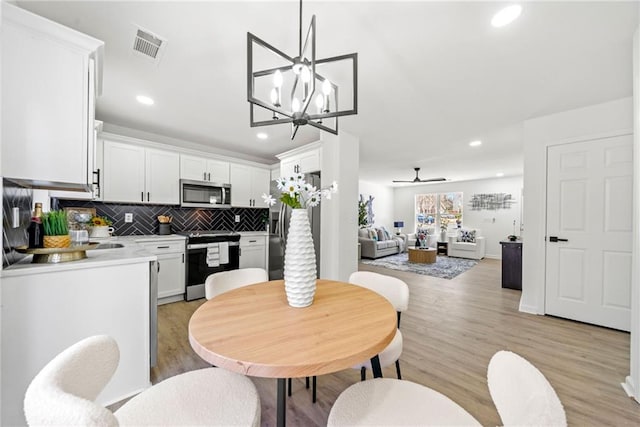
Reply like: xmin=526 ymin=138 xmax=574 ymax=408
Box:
xmin=500 ymin=241 xmax=522 ymax=290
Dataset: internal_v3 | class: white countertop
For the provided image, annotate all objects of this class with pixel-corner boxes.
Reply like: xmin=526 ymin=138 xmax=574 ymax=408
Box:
xmin=1 ymin=234 xmax=186 ymax=277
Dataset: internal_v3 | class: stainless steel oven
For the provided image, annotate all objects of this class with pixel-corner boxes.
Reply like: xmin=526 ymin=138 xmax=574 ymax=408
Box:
xmin=180 ymin=231 xmax=240 ymax=300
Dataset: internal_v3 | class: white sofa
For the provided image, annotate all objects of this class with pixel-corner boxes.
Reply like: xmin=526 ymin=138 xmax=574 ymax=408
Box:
xmin=447 ymin=228 xmax=486 ymax=259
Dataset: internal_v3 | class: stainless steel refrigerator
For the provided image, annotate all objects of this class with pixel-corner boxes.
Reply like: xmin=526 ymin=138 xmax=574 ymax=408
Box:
xmin=269 ymin=172 xmax=321 ymax=280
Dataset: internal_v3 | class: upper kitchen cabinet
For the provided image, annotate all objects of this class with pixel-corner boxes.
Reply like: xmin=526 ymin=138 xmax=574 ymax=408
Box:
xmin=103 ymin=140 xmax=179 ymax=204
xmin=1 ymin=3 xmax=104 ymax=190
xmin=229 ymin=164 xmax=270 ymax=208
xmin=180 ymin=155 xmax=230 ymax=184
xmin=277 ymin=142 xmax=321 ymax=177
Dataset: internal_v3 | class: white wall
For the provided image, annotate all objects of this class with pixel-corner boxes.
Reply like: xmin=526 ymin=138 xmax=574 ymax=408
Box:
xmin=359 ymin=180 xmax=394 ymax=231
xmin=393 ymin=176 xmax=523 ymax=259
xmin=521 ymin=97 xmax=633 ymax=315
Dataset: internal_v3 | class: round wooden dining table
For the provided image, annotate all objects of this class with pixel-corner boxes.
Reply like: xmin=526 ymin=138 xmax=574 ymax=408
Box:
xmin=189 ymin=279 xmax=397 ymax=427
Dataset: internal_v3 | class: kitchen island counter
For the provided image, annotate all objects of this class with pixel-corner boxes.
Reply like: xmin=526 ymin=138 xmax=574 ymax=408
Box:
xmin=1 ymin=234 xmax=186 ymax=277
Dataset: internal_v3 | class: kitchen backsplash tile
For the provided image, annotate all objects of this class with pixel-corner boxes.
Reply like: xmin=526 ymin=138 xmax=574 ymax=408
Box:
xmin=53 ymin=199 xmax=269 ymax=235
xmin=2 ymin=179 xmax=32 ymax=268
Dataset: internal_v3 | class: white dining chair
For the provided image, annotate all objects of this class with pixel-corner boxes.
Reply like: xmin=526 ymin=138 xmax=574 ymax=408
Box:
xmin=348 ymin=271 xmax=410 ymax=380
xmin=302 ymin=271 xmax=409 ymax=404
xmin=24 ymin=335 xmax=261 ymax=426
xmin=204 ymin=267 xmax=269 ymax=300
xmin=487 ymin=350 xmax=567 ymax=426
xmin=327 ymin=378 xmax=481 ymax=426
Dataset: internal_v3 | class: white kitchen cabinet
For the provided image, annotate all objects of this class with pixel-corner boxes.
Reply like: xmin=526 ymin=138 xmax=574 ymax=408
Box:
xmin=180 ymin=154 xmax=230 ymax=183
xmin=230 ymin=164 xmax=270 ymax=207
xmin=1 ymin=261 xmax=151 ymax=426
xmin=103 ymin=141 xmax=179 ymax=204
xmin=138 ymin=239 xmax=185 ymax=304
xmin=239 ymin=235 xmax=267 ymax=270
xmin=145 ymin=148 xmax=180 ymax=204
xmin=278 ymin=144 xmax=321 ymax=176
xmin=1 ymin=3 xmax=103 ymax=190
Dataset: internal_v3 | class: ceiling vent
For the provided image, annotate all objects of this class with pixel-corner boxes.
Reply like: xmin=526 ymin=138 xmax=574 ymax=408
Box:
xmin=131 ymin=25 xmax=167 ymax=65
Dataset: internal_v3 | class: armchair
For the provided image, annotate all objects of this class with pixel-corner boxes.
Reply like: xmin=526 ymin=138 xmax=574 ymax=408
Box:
xmin=448 ymin=228 xmax=485 ymax=260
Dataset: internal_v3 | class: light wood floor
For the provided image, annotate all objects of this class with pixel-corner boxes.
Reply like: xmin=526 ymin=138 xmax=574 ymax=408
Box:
xmin=145 ymin=259 xmax=640 ymax=426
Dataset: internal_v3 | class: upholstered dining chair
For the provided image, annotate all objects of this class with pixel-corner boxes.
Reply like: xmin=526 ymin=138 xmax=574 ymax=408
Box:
xmin=348 ymin=271 xmax=410 ymax=380
xmin=487 ymin=350 xmax=567 ymax=426
xmin=327 ymin=378 xmax=481 ymax=426
xmin=302 ymin=271 xmax=409 ymax=404
xmin=23 ymin=335 xmax=261 ymax=426
xmin=204 ymin=267 xmax=269 ymax=300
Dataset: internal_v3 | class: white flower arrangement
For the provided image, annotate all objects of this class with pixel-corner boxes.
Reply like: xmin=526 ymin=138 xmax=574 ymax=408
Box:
xmin=262 ymin=173 xmax=338 ymax=209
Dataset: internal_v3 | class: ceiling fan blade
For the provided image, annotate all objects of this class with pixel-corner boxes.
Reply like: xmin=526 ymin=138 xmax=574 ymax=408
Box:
xmin=418 ymin=177 xmax=447 ymax=182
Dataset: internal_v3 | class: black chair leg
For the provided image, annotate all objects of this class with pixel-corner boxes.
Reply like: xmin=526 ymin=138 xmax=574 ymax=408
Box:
xmin=287 ymin=378 xmax=292 ymax=397
xmin=395 ymin=360 xmax=402 ymax=380
xmin=360 ymin=366 xmax=366 ymax=381
xmin=305 ymin=376 xmax=310 ymax=389
xmin=312 ymin=376 xmax=317 ymax=403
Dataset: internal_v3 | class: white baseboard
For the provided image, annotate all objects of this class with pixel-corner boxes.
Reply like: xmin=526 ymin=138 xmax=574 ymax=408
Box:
xmin=518 ymin=303 xmax=540 ymax=315
xmin=622 ymin=376 xmax=639 ymax=403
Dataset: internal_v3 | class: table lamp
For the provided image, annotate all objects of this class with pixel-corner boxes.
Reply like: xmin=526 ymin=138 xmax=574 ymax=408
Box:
xmin=393 ymin=221 xmax=404 ymax=235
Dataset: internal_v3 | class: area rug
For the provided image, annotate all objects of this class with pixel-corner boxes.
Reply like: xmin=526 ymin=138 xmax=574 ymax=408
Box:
xmin=360 ymin=253 xmax=478 ymax=280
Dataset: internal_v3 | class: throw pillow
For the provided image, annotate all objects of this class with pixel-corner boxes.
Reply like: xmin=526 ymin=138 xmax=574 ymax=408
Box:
xmin=376 ymin=228 xmax=386 ymax=241
xmin=381 ymin=226 xmax=392 ymax=241
xmin=459 ymin=229 xmax=476 ymax=243
xmin=368 ymin=228 xmax=378 ymax=241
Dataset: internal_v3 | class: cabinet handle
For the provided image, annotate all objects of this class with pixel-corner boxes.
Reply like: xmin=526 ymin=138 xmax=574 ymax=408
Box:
xmin=208 ymin=172 xmax=211 ymax=181
xmin=92 ymin=169 xmax=101 ymax=197
xmin=141 ymin=192 xmax=144 ymax=202
xmin=203 ymin=172 xmax=206 ymax=180
xmin=249 ymin=240 xmax=257 ymax=243
xmin=182 ymin=253 xmax=185 ymax=263
xmin=157 ymin=262 xmax=160 ymax=273
xmin=157 ymin=245 xmax=170 ymax=249
xmin=147 ymin=192 xmax=150 ymax=202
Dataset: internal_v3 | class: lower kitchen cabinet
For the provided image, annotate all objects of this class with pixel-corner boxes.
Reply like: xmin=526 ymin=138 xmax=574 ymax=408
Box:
xmin=239 ymin=234 xmax=268 ymax=270
xmin=138 ymin=238 xmax=185 ymax=304
xmin=1 ymin=261 xmax=151 ymax=426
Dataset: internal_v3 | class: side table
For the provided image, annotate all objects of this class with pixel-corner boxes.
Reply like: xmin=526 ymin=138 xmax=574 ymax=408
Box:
xmin=500 ymin=241 xmax=522 ymax=290
xmin=436 ymin=241 xmax=448 ymax=256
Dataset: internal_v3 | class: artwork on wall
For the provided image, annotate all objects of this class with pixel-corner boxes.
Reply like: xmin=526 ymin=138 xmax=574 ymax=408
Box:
xmin=469 ymin=193 xmax=515 ymax=210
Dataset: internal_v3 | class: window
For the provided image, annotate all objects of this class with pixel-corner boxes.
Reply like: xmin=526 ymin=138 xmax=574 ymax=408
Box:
xmin=415 ymin=192 xmax=463 ymax=231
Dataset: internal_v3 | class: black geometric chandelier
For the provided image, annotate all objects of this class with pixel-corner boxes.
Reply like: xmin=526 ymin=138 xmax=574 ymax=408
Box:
xmin=247 ymin=0 xmax=358 ymax=139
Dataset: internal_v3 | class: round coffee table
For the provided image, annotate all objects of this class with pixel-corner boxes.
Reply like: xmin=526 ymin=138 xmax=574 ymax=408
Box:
xmin=408 ymin=247 xmax=436 ymax=264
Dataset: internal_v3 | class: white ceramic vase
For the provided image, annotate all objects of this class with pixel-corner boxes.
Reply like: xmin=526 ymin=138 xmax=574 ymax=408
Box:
xmin=283 ymin=208 xmax=317 ymax=307
xmin=440 ymin=229 xmax=447 ymax=242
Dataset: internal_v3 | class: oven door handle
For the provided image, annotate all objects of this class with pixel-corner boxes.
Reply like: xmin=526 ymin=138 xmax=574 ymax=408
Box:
xmin=187 ymin=242 xmax=240 ymax=250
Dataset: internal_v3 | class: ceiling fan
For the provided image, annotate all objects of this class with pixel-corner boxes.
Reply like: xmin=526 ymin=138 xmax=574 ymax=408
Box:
xmin=392 ymin=167 xmax=446 ymax=183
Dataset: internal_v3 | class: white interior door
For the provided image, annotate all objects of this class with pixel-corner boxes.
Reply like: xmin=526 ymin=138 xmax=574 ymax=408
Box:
xmin=545 ymin=134 xmax=633 ymax=331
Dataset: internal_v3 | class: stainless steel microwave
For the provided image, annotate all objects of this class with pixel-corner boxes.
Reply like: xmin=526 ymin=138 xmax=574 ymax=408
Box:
xmin=180 ymin=179 xmax=231 ymax=208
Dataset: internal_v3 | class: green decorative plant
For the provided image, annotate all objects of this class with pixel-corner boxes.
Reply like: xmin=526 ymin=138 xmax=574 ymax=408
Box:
xmin=42 ymin=210 xmax=68 ymax=236
xmin=358 ymin=200 xmax=368 ymax=228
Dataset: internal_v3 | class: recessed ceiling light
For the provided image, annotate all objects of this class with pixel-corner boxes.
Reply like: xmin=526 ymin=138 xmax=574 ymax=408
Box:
xmin=257 ymin=132 xmax=268 ymax=140
xmin=491 ymin=5 xmax=522 ymax=28
xmin=496 ymin=172 xmax=505 ymax=177
xmin=469 ymin=140 xmax=482 ymax=147
xmin=136 ymin=95 xmax=154 ymax=105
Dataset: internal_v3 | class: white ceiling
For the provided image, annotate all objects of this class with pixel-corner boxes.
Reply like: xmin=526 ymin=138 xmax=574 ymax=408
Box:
xmin=15 ymin=1 xmax=638 ymax=186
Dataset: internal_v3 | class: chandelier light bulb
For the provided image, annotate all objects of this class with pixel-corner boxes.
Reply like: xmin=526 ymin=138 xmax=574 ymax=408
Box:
xmin=322 ymin=79 xmax=332 ymax=95
xmin=301 ymin=66 xmax=311 ymax=83
xmin=270 ymin=88 xmax=280 ymax=106
xmin=273 ymin=70 xmax=283 ymax=87
xmin=292 ymin=97 xmax=301 ymax=113
xmin=315 ymin=93 xmax=324 ymax=110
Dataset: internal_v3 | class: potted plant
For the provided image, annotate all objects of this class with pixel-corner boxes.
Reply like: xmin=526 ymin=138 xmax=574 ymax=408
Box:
xmin=90 ymin=215 xmax=114 ymax=238
xmin=42 ymin=210 xmax=70 ymax=248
